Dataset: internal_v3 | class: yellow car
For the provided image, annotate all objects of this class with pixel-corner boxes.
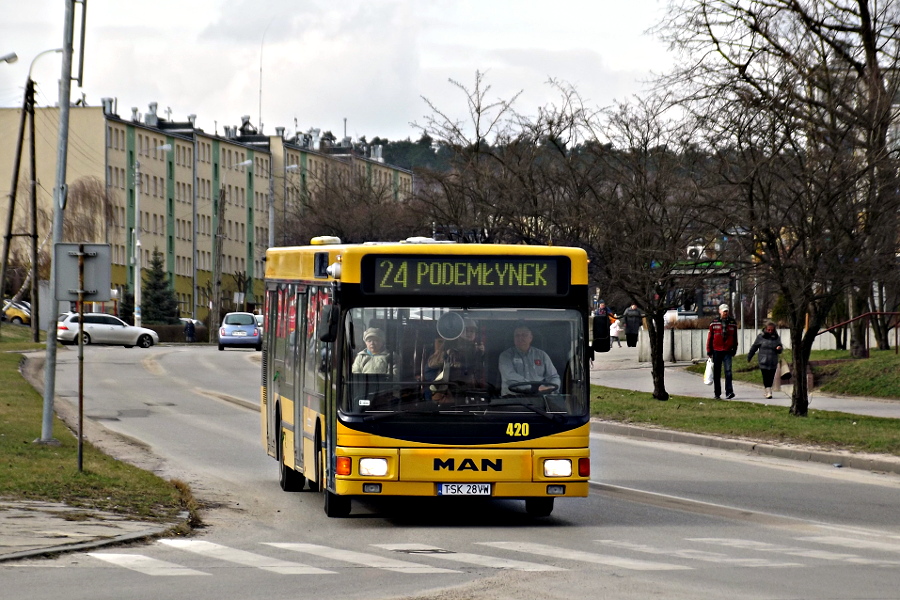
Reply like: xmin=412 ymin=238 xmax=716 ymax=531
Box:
xmin=2 ymin=301 xmax=31 ymax=325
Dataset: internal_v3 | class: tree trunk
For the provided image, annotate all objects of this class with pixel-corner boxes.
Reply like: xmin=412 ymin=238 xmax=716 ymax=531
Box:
xmin=646 ymin=311 xmax=669 ymax=401
xmin=849 ymin=290 xmax=869 ymax=358
xmin=870 ymin=286 xmax=891 ymax=351
xmin=788 ymin=325 xmax=812 ymax=417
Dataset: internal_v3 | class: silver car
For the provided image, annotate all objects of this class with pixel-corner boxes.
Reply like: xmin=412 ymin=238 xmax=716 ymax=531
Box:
xmin=57 ymin=313 xmax=159 ymax=348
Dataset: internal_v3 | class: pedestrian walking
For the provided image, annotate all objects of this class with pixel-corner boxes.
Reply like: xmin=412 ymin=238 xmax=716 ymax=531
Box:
xmin=706 ymin=303 xmax=738 ymax=399
xmin=620 ymin=303 xmax=643 ymax=348
xmin=747 ymin=320 xmax=783 ymax=399
xmin=609 ymin=318 xmax=622 ymax=348
xmin=183 ymin=319 xmax=196 ymax=343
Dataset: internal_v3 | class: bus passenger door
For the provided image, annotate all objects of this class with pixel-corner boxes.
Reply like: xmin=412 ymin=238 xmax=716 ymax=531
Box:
xmin=262 ymin=288 xmax=278 ymax=456
xmin=292 ymin=289 xmax=308 ymax=475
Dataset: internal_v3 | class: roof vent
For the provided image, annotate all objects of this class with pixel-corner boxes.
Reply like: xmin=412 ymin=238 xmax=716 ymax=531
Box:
xmin=310 ymin=236 xmax=342 ymax=245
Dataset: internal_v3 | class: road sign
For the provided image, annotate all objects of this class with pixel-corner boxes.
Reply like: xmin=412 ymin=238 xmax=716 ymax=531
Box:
xmin=53 ymin=243 xmax=112 ymax=301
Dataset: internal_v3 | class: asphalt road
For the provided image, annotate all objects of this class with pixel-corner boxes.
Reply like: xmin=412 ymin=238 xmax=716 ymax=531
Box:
xmin=2 ymin=344 xmax=897 ymax=600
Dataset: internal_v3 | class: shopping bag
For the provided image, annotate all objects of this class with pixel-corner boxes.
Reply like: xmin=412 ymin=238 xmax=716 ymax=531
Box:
xmin=703 ymin=358 xmax=714 ymax=385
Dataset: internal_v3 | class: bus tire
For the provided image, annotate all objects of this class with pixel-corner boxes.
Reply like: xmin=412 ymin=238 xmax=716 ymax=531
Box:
xmin=278 ymin=413 xmax=305 ymax=492
xmin=324 ymin=490 xmax=351 ymax=518
xmin=307 ymin=430 xmax=322 ymax=493
xmin=525 ymin=498 xmax=554 ymax=517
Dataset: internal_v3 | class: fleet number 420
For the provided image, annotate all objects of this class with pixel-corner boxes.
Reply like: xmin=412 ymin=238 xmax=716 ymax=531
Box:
xmin=506 ymin=422 xmax=530 ymax=436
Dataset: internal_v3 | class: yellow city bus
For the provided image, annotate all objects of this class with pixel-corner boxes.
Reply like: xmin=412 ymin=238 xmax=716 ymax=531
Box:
xmin=261 ymin=237 xmax=591 ymax=517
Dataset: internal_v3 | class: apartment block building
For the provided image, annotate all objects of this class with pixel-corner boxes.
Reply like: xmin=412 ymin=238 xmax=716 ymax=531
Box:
xmin=0 ymin=100 xmax=413 ymax=325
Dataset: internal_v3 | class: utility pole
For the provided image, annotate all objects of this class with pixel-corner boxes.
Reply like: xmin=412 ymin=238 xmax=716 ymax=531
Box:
xmin=268 ymin=159 xmax=275 ymax=248
xmin=0 ymin=79 xmax=29 ymax=342
xmin=28 ymin=78 xmax=39 ymax=342
xmin=39 ymin=0 xmax=78 ymax=444
xmin=133 ymin=159 xmax=143 ymax=327
xmin=211 ymin=186 xmax=226 ymax=343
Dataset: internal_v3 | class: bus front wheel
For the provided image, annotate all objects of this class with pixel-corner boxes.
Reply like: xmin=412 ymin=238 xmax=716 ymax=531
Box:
xmin=324 ymin=490 xmax=351 ymax=518
xmin=525 ymin=497 xmax=554 ymax=517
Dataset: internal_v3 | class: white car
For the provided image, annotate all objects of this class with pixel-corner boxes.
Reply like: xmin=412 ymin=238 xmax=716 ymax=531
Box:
xmin=57 ymin=313 xmax=159 ymax=348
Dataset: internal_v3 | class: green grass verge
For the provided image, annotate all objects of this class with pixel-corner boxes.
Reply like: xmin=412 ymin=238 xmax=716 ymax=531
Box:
xmin=610 ymin=348 xmax=900 ymax=456
xmin=591 ymin=384 xmax=900 ymax=456
xmin=0 ymin=325 xmax=195 ymax=523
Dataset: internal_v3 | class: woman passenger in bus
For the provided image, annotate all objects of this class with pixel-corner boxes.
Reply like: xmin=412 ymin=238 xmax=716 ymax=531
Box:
xmin=351 ymin=328 xmax=398 ymax=375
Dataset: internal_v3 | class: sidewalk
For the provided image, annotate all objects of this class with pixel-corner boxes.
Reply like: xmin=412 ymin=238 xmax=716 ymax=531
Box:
xmin=0 ymin=500 xmax=180 ymax=562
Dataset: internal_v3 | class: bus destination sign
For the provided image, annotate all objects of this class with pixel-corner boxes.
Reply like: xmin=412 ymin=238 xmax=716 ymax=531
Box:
xmin=362 ymin=255 xmax=567 ymax=296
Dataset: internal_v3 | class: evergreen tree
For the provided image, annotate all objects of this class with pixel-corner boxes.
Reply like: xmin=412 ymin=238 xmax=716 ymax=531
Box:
xmin=141 ymin=247 xmax=180 ymax=325
xmin=119 ymin=288 xmax=134 ymax=325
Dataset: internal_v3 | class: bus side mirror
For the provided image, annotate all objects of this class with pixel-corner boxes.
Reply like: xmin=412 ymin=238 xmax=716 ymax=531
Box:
xmin=318 ymin=305 xmax=339 ymax=342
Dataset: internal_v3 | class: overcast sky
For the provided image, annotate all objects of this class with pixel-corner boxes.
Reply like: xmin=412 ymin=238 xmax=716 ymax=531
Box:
xmin=1 ymin=0 xmax=673 ymax=142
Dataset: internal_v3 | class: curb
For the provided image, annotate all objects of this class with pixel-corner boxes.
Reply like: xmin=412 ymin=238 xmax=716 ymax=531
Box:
xmin=591 ymin=420 xmax=900 ymax=475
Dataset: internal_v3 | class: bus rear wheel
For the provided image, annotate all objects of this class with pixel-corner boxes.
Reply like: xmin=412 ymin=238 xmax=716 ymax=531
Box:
xmin=324 ymin=490 xmax=351 ymax=518
xmin=525 ymin=497 xmax=554 ymax=517
xmin=306 ymin=432 xmax=322 ymax=492
xmin=277 ymin=411 xmax=305 ymax=491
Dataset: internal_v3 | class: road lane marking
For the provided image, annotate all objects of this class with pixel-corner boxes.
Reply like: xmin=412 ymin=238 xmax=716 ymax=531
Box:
xmin=265 ymin=543 xmax=459 ymax=573
xmin=88 ymin=553 xmax=209 ymax=576
xmin=160 ymin=539 xmax=334 ymax=574
xmin=595 ymin=540 xmax=803 ymax=568
xmin=478 ymin=542 xmax=691 ymax=571
xmin=796 ymin=536 xmax=900 ymax=554
xmin=374 ymin=543 xmax=565 ymax=571
xmin=689 ymin=538 xmax=900 ymax=566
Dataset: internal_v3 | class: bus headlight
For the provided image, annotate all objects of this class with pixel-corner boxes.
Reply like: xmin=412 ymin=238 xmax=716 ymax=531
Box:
xmin=543 ymin=459 xmax=572 ymax=477
xmin=359 ymin=458 xmax=388 ymax=477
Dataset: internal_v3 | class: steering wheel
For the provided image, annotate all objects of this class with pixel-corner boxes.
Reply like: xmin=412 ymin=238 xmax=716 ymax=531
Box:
xmin=507 ymin=381 xmax=559 ymax=394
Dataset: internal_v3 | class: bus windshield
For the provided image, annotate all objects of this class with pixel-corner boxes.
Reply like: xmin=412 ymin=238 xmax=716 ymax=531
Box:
xmin=341 ymin=307 xmax=587 ymax=418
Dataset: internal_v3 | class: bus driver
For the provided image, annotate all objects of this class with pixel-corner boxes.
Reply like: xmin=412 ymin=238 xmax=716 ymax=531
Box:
xmin=498 ymin=323 xmax=560 ymax=395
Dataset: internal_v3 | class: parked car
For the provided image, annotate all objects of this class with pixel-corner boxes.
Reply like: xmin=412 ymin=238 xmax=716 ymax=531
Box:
xmin=57 ymin=313 xmax=159 ymax=348
xmin=218 ymin=312 xmax=262 ymax=351
xmin=2 ymin=300 xmax=31 ymax=325
xmin=254 ymin=313 xmax=264 ymax=336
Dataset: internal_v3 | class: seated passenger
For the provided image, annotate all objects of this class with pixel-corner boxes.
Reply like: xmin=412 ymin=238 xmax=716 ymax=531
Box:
xmin=427 ymin=318 xmax=485 ymax=402
xmin=498 ymin=323 xmax=560 ymax=395
xmin=352 ymin=328 xmax=397 ymax=375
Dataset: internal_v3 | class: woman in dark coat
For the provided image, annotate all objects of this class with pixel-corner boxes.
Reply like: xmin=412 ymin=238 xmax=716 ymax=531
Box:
xmin=747 ymin=320 xmax=783 ymax=399
xmin=620 ymin=303 xmax=643 ymax=348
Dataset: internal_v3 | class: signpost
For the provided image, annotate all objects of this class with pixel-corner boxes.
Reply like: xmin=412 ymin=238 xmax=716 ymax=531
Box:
xmin=53 ymin=243 xmax=110 ymax=471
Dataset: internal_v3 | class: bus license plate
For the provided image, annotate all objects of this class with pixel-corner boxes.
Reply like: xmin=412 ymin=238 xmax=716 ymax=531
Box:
xmin=438 ymin=483 xmax=491 ymax=496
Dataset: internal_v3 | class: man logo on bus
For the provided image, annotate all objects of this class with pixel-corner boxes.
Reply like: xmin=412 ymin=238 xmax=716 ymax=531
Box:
xmin=434 ymin=458 xmax=503 ymax=471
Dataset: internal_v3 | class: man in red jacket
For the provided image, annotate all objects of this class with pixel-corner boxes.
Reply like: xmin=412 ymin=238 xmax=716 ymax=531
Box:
xmin=707 ymin=303 xmax=738 ymax=399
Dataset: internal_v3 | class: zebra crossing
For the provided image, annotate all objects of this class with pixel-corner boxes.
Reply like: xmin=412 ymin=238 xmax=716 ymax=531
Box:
xmin=83 ymin=533 xmax=900 ymax=576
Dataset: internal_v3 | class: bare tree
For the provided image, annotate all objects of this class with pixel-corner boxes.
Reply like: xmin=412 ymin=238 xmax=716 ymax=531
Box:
xmin=411 ymin=71 xmax=527 ymax=242
xmin=662 ymin=0 xmax=900 ymax=414
xmin=63 ymin=176 xmax=115 ymax=243
xmin=576 ymin=96 xmax=716 ymax=401
xmin=284 ymin=165 xmax=421 ymax=244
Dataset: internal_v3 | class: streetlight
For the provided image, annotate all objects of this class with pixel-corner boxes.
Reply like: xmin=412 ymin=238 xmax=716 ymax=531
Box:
xmin=1 ymin=52 xmax=18 ymax=64
xmin=133 ymin=143 xmax=171 ymax=327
